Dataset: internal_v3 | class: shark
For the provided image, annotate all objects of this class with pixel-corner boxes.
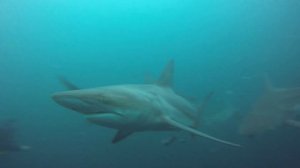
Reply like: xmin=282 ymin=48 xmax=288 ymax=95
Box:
xmin=239 ymin=77 xmax=300 ymax=136
xmin=52 ymin=60 xmax=240 ymax=147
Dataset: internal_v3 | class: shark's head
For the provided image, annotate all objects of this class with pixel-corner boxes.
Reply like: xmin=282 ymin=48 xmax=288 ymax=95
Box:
xmin=52 ymin=86 xmax=149 ymax=129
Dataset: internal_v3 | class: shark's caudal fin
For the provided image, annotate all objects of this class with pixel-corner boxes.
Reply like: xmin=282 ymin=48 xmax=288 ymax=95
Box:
xmin=157 ymin=60 xmax=174 ymax=87
xmin=163 ymin=116 xmax=241 ymax=147
xmin=58 ymin=76 xmax=80 ymax=90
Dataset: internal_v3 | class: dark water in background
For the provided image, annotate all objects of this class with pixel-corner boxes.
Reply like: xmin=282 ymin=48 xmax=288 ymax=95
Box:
xmin=0 ymin=0 xmax=300 ymax=167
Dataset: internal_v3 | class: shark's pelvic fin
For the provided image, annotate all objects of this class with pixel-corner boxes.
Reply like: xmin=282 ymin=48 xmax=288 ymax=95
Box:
xmin=163 ymin=116 xmax=241 ymax=147
xmin=58 ymin=76 xmax=80 ymax=90
xmin=157 ymin=59 xmax=174 ymax=87
xmin=112 ymin=130 xmax=134 ymax=144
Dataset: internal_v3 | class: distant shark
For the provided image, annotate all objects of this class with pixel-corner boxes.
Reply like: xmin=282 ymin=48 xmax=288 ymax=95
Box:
xmin=52 ymin=60 xmax=240 ymax=147
xmin=239 ymin=77 xmax=300 ymax=136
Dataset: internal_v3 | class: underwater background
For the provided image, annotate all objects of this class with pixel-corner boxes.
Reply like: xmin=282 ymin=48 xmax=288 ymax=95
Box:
xmin=0 ymin=0 xmax=300 ymax=167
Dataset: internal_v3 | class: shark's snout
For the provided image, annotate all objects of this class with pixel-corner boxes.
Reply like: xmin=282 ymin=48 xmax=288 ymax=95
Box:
xmin=52 ymin=93 xmax=80 ymax=107
xmin=52 ymin=92 xmax=107 ymax=115
xmin=52 ymin=93 xmax=89 ymax=113
xmin=52 ymin=91 xmax=128 ymax=129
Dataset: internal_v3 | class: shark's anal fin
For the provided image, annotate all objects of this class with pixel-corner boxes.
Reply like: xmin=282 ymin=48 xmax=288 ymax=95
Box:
xmin=163 ymin=116 xmax=241 ymax=147
xmin=286 ymin=119 xmax=300 ymax=128
xmin=112 ymin=130 xmax=134 ymax=144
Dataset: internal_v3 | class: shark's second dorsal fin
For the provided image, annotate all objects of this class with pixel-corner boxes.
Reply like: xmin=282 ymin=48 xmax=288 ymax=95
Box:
xmin=157 ymin=60 xmax=174 ymax=87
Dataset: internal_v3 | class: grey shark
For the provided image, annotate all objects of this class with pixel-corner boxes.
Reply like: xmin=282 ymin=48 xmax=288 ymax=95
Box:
xmin=239 ymin=78 xmax=300 ymax=136
xmin=52 ymin=60 xmax=240 ymax=147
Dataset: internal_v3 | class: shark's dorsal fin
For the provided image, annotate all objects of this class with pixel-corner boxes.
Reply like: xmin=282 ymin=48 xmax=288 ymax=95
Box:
xmin=58 ymin=76 xmax=80 ymax=90
xmin=112 ymin=130 xmax=134 ymax=144
xmin=157 ymin=60 xmax=174 ymax=87
xmin=163 ymin=116 xmax=241 ymax=147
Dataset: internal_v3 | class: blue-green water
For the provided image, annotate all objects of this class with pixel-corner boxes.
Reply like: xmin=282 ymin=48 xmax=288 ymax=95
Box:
xmin=1 ymin=0 xmax=300 ymax=167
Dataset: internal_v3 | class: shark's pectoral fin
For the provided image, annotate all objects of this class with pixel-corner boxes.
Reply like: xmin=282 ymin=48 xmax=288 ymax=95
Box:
xmin=286 ymin=119 xmax=300 ymax=128
xmin=163 ymin=116 xmax=241 ymax=147
xmin=112 ymin=130 xmax=134 ymax=144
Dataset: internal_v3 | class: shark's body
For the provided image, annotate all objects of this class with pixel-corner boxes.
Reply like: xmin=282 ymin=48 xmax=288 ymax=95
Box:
xmin=52 ymin=60 xmax=240 ymax=147
xmin=239 ymin=78 xmax=300 ymax=136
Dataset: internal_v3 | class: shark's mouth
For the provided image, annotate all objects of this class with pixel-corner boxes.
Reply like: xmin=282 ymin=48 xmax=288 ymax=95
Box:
xmin=85 ymin=113 xmax=122 ymax=119
xmin=84 ymin=110 xmax=124 ymax=117
xmin=85 ymin=112 xmax=125 ymax=127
